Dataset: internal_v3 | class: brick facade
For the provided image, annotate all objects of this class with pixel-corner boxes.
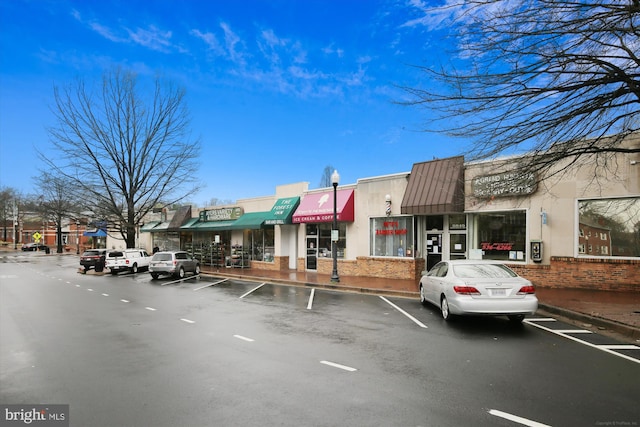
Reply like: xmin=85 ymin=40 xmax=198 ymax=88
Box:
xmin=295 ymin=256 xmax=425 ymax=282
xmin=252 ymin=256 xmax=289 ymax=271
xmin=509 ymin=257 xmax=639 ymax=292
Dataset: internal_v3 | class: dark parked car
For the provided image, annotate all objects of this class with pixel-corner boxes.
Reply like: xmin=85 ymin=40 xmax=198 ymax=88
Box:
xmin=149 ymin=251 xmax=200 ymax=279
xmin=21 ymin=243 xmax=49 ymax=252
xmin=80 ymin=249 xmax=107 ymax=272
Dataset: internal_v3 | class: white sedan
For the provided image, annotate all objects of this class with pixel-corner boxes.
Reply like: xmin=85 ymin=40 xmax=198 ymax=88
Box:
xmin=419 ymin=260 xmax=538 ymax=323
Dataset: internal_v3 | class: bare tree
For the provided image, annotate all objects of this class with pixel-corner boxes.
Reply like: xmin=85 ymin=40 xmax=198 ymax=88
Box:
xmin=0 ymin=186 xmax=18 ymax=243
xmin=319 ymin=165 xmax=335 ymax=188
xmin=43 ymin=68 xmax=201 ymax=248
xmin=399 ymin=0 xmax=640 ymax=180
xmin=34 ymin=173 xmax=80 ymax=253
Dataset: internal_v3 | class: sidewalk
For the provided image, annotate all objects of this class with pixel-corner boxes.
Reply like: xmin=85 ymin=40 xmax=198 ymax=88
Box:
xmin=201 ymin=265 xmax=640 ymax=344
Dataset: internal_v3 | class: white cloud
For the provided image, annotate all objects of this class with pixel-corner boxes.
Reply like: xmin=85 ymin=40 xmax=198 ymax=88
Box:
xmin=190 ymin=29 xmax=224 ymax=55
xmin=220 ymin=22 xmax=247 ymax=66
xmin=126 ymin=26 xmax=173 ymax=52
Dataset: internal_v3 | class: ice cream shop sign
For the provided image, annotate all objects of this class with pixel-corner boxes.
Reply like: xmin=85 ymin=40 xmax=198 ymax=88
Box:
xmin=472 ymin=171 xmax=537 ymax=198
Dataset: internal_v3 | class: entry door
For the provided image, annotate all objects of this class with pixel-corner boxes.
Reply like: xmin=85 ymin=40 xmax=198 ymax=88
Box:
xmin=426 ymin=233 xmax=442 ymax=271
xmin=306 ymin=236 xmax=318 ymax=270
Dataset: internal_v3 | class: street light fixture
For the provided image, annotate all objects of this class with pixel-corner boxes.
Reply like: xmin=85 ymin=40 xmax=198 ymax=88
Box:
xmin=331 ymin=170 xmax=340 ymax=283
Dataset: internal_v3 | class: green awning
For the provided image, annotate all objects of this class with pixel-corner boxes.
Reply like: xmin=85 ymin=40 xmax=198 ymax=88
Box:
xmin=228 ymin=211 xmax=271 ymax=230
xmin=140 ymin=221 xmax=161 ymax=232
xmin=181 ymin=219 xmax=237 ymax=231
xmin=150 ymin=221 xmax=170 ymax=231
xmin=180 ymin=218 xmax=199 ymax=229
xmin=264 ymin=197 xmax=300 ymax=225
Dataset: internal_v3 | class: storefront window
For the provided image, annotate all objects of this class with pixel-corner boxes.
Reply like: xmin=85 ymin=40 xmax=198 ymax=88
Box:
xmin=187 ymin=232 xmax=229 ymax=267
xmin=426 ymin=215 xmax=444 ymax=231
xmin=578 ymin=197 xmax=640 ymax=258
xmin=471 ymin=211 xmax=526 ymax=261
xmin=318 ymin=223 xmax=346 ymax=259
xmin=370 ymin=216 xmax=415 ymax=257
xmin=247 ymin=227 xmax=275 ymax=262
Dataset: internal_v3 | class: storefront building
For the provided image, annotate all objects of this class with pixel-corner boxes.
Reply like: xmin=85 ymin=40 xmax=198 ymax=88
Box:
xmin=461 ymin=133 xmax=639 ymax=291
xmin=136 ymin=133 xmax=638 ymax=292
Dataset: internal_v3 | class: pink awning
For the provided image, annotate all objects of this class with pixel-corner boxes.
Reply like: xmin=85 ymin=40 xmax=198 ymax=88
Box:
xmin=292 ymin=189 xmax=355 ymax=223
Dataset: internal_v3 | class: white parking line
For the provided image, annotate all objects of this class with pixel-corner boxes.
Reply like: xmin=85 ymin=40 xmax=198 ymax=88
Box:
xmin=234 ymin=335 xmax=254 ymax=342
xmin=320 ymin=361 xmax=357 ymax=372
xmin=160 ymin=275 xmax=201 ymax=286
xmin=194 ymin=278 xmax=228 ymax=291
xmin=379 ymin=296 xmax=428 ymax=328
xmin=101 ymin=293 xmax=109 ymax=297
xmin=120 ymin=299 xmax=130 ymax=303
xmin=601 ymin=344 xmax=640 ymax=350
xmin=525 ymin=319 xmax=640 ymax=364
xmin=180 ymin=318 xmax=195 ymax=324
xmin=307 ymin=288 xmax=315 ymax=310
xmin=489 ymin=409 xmax=551 ymax=427
xmin=87 ymin=288 xmax=94 ymax=292
xmin=239 ymin=283 xmax=266 ymax=299
xmin=145 ymin=307 xmax=157 ymax=311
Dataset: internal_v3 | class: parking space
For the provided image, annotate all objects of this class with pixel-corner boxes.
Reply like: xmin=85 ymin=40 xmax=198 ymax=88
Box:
xmin=39 ymin=257 xmax=640 ymax=365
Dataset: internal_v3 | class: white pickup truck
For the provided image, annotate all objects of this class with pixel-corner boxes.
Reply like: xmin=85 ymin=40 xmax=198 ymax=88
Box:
xmin=105 ymin=249 xmax=151 ymax=274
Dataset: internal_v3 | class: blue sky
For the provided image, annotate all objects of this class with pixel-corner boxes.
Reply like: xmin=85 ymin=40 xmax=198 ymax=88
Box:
xmin=0 ymin=0 xmax=467 ymax=204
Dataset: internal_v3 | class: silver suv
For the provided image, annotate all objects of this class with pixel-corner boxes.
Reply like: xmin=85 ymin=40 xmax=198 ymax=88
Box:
xmin=149 ymin=251 xmax=200 ymax=279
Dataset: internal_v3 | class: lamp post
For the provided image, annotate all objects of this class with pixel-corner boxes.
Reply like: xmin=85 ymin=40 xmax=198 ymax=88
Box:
xmin=330 ymin=170 xmax=340 ymax=283
xmin=76 ymin=220 xmax=80 ymax=254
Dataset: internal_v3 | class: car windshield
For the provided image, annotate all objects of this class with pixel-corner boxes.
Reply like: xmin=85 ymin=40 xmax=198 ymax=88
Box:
xmin=452 ymin=264 xmax=518 ymax=278
xmin=152 ymin=253 xmax=173 ymax=261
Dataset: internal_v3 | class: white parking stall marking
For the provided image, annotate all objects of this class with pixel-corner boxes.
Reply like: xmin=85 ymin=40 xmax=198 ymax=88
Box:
xmin=320 ymin=361 xmax=357 ymax=372
xmin=307 ymin=288 xmax=315 ymax=310
xmin=239 ymin=283 xmax=266 ymax=299
xmin=75 ymin=285 xmax=81 ymax=288
xmin=489 ymin=409 xmax=551 ymax=427
xmin=194 ymin=278 xmax=228 ymax=291
xmin=180 ymin=318 xmax=195 ymax=324
xmin=87 ymin=288 xmax=94 ymax=292
xmin=160 ymin=275 xmax=200 ymax=286
xmin=525 ymin=319 xmax=640 ymax=365
xmin=379 ymin=296 xmax=428 ymax=329
xmin=101 ymin=293 xmax=109 ymax=297
xmin=145 ymin=307 xmax=157 ymax=311
xmin=554 ymin=329 xmax=592 ymax=334
xmin=601 ymin=344 xmax=640 ymax=350
xmin=234 ymin=335 xmax=255 ymax=342
xmin=120 ymin=299 xmax=130 ymax=303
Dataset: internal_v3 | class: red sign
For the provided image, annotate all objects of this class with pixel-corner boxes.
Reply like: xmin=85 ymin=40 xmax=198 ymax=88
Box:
xmin=481 ymin=242 xmax=513 ymax=251
xmin=376 ymin=221 xmax=407 ymax=235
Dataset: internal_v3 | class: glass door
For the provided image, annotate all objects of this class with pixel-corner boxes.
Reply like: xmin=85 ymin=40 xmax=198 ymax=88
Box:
xmin=306 ymin=224 xmax=318 ymax=270
xmin=426 ymin=232 xmax=442 ymax=271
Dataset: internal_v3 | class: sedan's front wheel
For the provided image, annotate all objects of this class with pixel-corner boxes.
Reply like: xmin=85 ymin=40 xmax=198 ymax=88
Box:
xmin=441 ymin=295 xmax=452 ymax=321
xmin=419 ymin=285 xmax=428 ymax=306
xmin=178 ymin=267 xmax=185 ymax=279
xmin=195 ymin=264 xmax=201 ymax=275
